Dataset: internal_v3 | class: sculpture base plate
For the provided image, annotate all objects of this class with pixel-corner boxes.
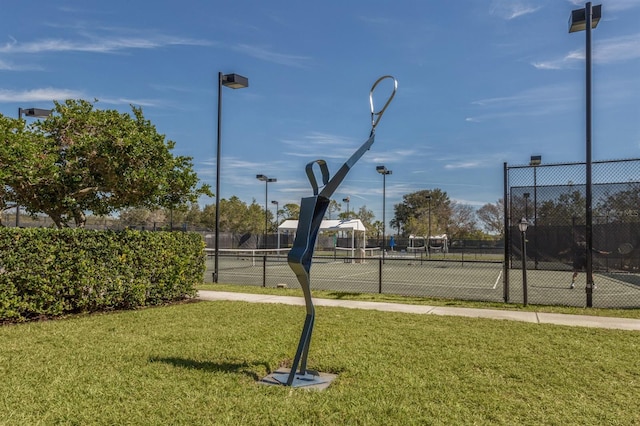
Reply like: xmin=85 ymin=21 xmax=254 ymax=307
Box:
xmin=260 ymin=368 xmax=337 ymax=390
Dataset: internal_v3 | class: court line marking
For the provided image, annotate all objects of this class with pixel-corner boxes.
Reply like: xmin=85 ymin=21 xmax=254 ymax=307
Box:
xmin=493 ymin=270 xmax=503 ymax=289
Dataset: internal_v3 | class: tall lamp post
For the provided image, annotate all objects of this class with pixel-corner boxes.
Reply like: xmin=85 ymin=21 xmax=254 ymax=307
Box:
xmin=16 ymin=107 xmax=53 ymax=227
xmin=569 ymin=2 xmax=601 ymax=307
xmin=257 ymin=174 xmax=276 ymax=249
xmin=342 ymin=197 xmax=350 ymax=220
xmin=214 ymin=72 xmax=248 ymax=283
xmin=519 ymin=218 xmax=529 ymax=307
xmin=271 ymin=200 xmax=280 ymax=250
xmin=376 ymin=165 xmax=392 ymax=263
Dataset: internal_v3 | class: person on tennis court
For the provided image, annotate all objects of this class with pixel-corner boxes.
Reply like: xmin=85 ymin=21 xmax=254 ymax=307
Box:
xmin=561 ymin=237 xmax=610 ymax=289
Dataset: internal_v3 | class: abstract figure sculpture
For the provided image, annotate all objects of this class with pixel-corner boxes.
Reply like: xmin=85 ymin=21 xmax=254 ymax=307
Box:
xmin=268 ymin=75 xmax=397 ymax=387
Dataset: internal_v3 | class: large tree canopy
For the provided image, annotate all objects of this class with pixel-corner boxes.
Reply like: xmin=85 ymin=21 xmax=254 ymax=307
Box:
xmin=0 ymin=99 xmax=211 ymax=228
xmin=391 ymin=189 xmax=452 ymax=237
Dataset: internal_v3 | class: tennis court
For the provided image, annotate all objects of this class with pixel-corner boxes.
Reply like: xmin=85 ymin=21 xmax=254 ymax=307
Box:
xmin=205 ymin=248 xmax=640 ymax=308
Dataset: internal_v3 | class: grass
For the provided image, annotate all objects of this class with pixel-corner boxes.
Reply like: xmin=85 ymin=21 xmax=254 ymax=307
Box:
xmin=1 ymin=299 xmax=639 ymax=425
xmin=199 ymin=283 xmax=640 ymax=319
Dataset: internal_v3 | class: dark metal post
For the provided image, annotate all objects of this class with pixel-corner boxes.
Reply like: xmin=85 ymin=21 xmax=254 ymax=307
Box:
xmin=214 ymin=72 xmax=249 ymax=282
xmin=426 ymin=194 xmax=432 ymax=260
xmin=264 ymin=180 xmax=268 ymax=248
xmin=378 ymin=257 xmax=383 ymax=294
xmin=521 ymin=230 xmax=528 ymax=306
xmin=377 ymin=166 xmax=391 ymax=264
xmin=382 ymin=172 xmax=386 ymax=263
xmin=533 ymin=165 xmax=538 ymax=269
xmin=503 ymin=162 xmax=510 ymax=303
xmin=584 ymin=2 xmax=594 ymax=307
xmin=214 ymin=72 xmax=223 ymax=283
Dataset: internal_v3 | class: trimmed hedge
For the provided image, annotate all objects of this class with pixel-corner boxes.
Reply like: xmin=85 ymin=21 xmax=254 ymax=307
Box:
xmin=0 ymin=228 xmax=204 ymax=322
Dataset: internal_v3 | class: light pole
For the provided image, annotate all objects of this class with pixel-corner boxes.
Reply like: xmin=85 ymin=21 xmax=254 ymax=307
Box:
xmin=16 ymin=107 xmax=53 ymax=227
xmin=257 ymin=174 xmax=276 ymax=249
xmin=342 ymin=197 xmax=350 ymax=220
xmin=271 ymin=200 xmax=280 ymax=249
xmin=530 ymin=155 xmax=541 ymax=269
xmin=519 ymin=217 xmax=529 ymax=307
xmin=214 ymin=72 xmax=248 ymax=283
xmin=569 ymin=2 xmax=601 ymax=307
xmin=376 ymin=165 xmax=392 ymax=263
xmin=523 ymin=192 xmax=530 ymax=219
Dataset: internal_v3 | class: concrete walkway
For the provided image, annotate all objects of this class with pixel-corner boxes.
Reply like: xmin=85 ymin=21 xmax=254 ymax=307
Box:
xmin=198 ymin=290 xmax=640 ymax=332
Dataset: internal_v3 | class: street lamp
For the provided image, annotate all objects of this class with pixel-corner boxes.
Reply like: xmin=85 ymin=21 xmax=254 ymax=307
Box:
xmin=16 ymin=107 xmax=53 ymax=227
xmin=214 ymin=72 xmax=248 ymax=283
xmin=569 ymin=2 xmax=601 ymax=306
xmin=518 ymin=217 xmax=529 ymax=307
xmin=271 ymin=200 xmax=280 ymax=250
xmin=257 ymin=174 xmax=276 ymax=249
xmin=342 ymin=197 xmax=350 ymax=220
xmin=376 ymin=165 xmax=392 ymax=263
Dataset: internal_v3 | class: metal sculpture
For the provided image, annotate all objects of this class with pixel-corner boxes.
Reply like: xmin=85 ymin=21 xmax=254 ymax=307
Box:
xmin=269 ymin=75 xmax=397 ymax=387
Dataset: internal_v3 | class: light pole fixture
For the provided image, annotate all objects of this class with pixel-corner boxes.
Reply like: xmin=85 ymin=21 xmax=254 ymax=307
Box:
xmin=214 ymin=72 xmax=249 ymax=283
xmin=425 ymin=194 xmax=432 ymax=259
xmin=16 ymin=107 xmax=53 ymax=228
xmin=518 ymin=217 xmax=529 ymax=307
xmin=376 ymin=165 xmax=392 ymax=263
xmin=569 ymin=2 xmax=601 ymax=307
xmin=342 ymin=197 xmax=350 ymax=220
xmin=257 ymin=174 xmax=277 ymax=249
xmin=530 ymin=155 xmax=541 ymax=269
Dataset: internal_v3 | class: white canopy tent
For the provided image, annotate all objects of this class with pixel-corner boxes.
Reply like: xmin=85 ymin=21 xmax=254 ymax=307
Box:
xmin=277 ymin=219 xmax=367 ymax=255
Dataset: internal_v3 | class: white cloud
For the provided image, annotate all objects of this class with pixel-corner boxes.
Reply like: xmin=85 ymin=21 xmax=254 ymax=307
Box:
xmin=533 ymin=33 xmax=640 ymax=69
xmin=232 ymin=44 xmax=312 ymax=68
xmin=0 ymin=87 xmax=84 ymax=102
xmin=490 ymin=0 xmax=540 ymax=19
xmin=0 ymin=34 xmax=212 ymax=54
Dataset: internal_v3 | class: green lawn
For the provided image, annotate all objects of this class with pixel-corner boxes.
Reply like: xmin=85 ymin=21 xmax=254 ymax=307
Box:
xmin=1 ymin=300 xmax=639 ymax=425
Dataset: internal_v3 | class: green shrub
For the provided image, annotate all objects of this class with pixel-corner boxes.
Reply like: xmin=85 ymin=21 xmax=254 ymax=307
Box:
xmin=0 ymin=228 xmax=203 ymax=322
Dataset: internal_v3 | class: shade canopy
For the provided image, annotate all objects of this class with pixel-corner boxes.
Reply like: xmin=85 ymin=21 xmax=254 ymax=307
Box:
xmin=278 ymin=219 xmax=366 ymax=232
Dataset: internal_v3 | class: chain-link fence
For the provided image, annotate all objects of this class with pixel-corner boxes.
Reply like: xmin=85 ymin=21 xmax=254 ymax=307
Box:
xmin=205 ymin=251 xmax=507 ymax=303
xmin=505 ymin=158 xmax=640 ymax=308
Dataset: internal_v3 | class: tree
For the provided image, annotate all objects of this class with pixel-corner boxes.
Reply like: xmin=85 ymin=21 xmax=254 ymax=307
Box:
xmin=448 ymin=202 xmax=479 ymax=239
xmin=0 ymin=99 xmax=211 ymax=228
xmin=324 ymin=199 xmax=341 ymax=220
xmin=119 ymin=207 xmax=165 ymax=228
xmin=282 ymin=203 xmax=300 ymax=220
xmin=352 ymin=205 xmax=375 ymax=233
xmin=537 ymin=190 xmax=585 ymax=226
xmin=599 ymin=183 xmax=640 ymax=223
xmin=477 ymin=198 xmax=504 ymax=236
xmin=391 ymin=189 xmax=452 ymax=237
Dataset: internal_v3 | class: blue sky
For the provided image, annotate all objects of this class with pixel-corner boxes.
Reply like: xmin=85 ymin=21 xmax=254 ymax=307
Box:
xmin=1 ymin=0 xmax=638 ymax=226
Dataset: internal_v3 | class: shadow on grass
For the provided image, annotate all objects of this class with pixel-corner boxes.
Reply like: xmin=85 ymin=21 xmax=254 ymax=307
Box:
xmin=149 ymin=356 xmax=271 ymax=381
xmin=326 ymin=292 xmax=363 ymax=299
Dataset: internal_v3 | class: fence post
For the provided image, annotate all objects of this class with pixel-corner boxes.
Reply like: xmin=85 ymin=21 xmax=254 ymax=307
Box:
xmin=503 ymin=162 xmax=510 ymax=303
xmin=262 ymin=255 xmax=267 ymax=287
xmin=378 ymin=257 xmax=383 ymax=294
